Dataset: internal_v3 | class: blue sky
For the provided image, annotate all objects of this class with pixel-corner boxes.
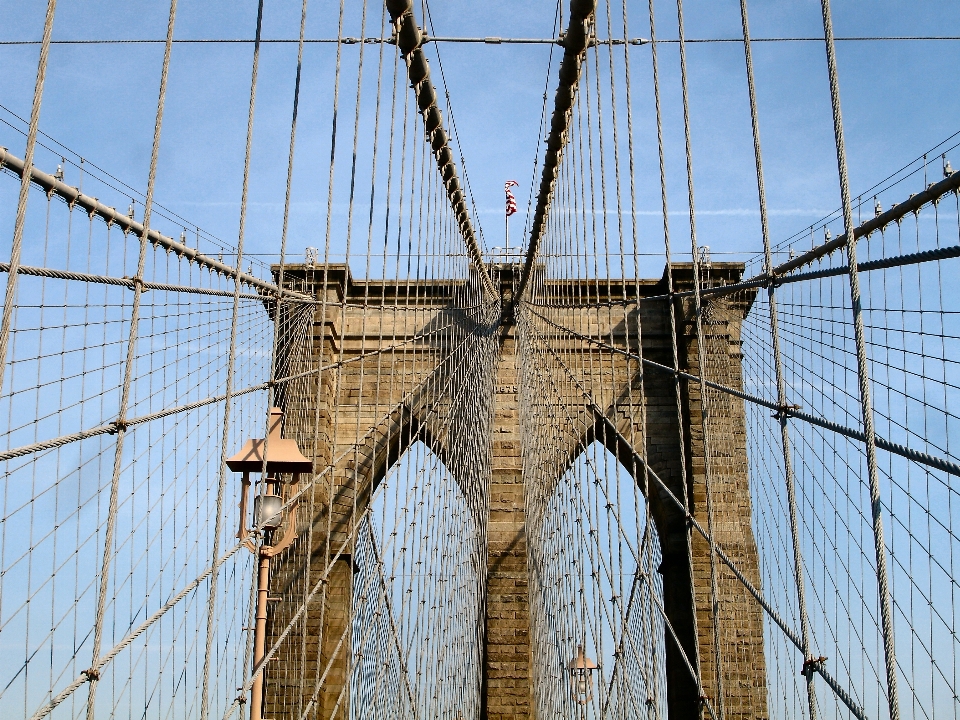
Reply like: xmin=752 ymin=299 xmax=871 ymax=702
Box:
xmin=1 ymin=0 xmax=959 ymax=278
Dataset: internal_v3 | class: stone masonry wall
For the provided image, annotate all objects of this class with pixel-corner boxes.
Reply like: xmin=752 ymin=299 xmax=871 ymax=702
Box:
xmin=261 ymin=263 xmax=766 ymax=720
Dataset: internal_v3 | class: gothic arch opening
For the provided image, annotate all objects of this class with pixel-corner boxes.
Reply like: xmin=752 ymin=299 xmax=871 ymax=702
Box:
xmin=527 ymin=439 xmax=668 ymax=719
xmin=350 ymin=439 xmax=483 ymax=720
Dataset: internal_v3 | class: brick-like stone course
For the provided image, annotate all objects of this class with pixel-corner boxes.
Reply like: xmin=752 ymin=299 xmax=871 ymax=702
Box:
xmin=259 ymin=263 xmax=766 ymax=720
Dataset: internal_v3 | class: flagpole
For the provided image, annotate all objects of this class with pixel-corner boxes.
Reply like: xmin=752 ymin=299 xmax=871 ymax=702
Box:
xmin=504 ymin=180 xmax=518 ymax=262
xmin=505 ymin=206 xmax=509 ymax=254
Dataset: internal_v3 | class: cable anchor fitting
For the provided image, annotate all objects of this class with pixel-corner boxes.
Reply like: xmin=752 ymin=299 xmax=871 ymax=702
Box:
xmin=801 ymin=655 xmax=827 ymax=676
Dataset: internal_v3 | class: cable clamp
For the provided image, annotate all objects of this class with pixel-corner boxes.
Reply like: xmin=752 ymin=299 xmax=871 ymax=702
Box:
xmin=801 ymin=655 xmax=827 ymax=676
xmin=82 ymin=667 xmax=101 ymax=681
xmin=773 ymin=403 xmax=801 ymax=420
xmin=122 ymin=276 xmax=147 ymax=292
xmin=109 ymin=419 xmax=128 ymax=434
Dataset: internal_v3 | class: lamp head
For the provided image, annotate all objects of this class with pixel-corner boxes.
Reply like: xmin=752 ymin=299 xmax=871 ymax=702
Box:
xmin=254 ymin=493 xmax=284 ymax=530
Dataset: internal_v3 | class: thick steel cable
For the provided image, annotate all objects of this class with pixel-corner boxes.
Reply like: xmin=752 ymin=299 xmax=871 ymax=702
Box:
xmin=737 ymin=0 xmax=818 ymax=717
xmin=0 ymin=0 xmax=57 ymax=400
xmin=0 ymin=322 xmax=456 ymax=464
xmin=420 ymin=0 xmax=490 ymax=255
xmin=818 ymin=1 xmax=900 ymax=717
xmin=200 ymin=1 xmax=264 ymax=717
xmin=338 ymin=0 xmax=371 ymax=708
xmin=660 ymin=169 xmax=960 ymax=305
xmin=516 ymin=0 xmax=598 ymax=301
xmin=308 ymin=4 xmax=352 ymax=707
xmin=5 ymin=34 xmax=960 ymax=46
xmin=384 ymin=0 xmax=493 ymax=297
xmin=286 ymin=2 xmax=317 ymax=700
xmin=85 ymin=4 xmax=178 ymax=718
xmin=0 ymin=147 xmax=309 ymax=299
xmin=520 ymin=0 xmax=562 ymax=247
xmin=0 ymin=262 xmax=264 ymax=298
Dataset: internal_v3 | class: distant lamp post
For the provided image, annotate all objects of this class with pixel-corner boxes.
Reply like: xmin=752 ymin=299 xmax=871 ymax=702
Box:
xmin=227 ymin=407 xmax=312 ymax=720
xmin=568 ymin=644 xmax=598 ymax=706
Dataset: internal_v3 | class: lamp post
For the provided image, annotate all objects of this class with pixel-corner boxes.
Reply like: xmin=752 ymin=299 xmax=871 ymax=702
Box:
xmin=568 ymin=644 xmax=599 ymax=708
xmin=227 ymin=407 xmax=313 ymax=720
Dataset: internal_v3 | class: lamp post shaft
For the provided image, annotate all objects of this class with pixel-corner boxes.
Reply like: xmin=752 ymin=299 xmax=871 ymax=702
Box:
xmin=250 ymin=553 xmax=271 ymax=720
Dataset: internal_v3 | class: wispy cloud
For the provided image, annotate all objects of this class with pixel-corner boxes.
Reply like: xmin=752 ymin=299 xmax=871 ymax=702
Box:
xmin=475 ymin=206 xmax=834 ymax=217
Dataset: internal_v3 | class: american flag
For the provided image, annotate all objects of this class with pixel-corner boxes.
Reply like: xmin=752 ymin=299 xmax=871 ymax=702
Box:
xmin=504 ymin=180 xmax=519 ymax=216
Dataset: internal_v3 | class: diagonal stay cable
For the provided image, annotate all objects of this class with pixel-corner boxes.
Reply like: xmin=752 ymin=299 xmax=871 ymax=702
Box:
xmin=527 ymin=306 xmax=960 ymax=478
xmin=224 ymin=327 xmax=493 ymax=719
xmin=0 ymin=262 xmax=265 ymax=299
xmin=28 ymin=309 xmax=487 ymax=720
xmin=526 ymin=308 xmax=868 ymax=720
xmin=27 ymin=537 xmax=250 ymax=720
xmin=0 ymin=316 xmax=465 ymax=463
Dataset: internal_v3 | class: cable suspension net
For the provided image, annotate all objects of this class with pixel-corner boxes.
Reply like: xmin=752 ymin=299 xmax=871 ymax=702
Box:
xmin=0 ymin=0 xmax=958 ymax=719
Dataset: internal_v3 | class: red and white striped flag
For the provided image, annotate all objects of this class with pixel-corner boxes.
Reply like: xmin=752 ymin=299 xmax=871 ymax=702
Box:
xmin=504 ymin=180 xmax=519 ymax=216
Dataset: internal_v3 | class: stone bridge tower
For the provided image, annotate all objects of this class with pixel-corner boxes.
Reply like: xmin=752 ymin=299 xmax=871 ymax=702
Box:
xmin=260 ymin=262 xmax=767 ymax=720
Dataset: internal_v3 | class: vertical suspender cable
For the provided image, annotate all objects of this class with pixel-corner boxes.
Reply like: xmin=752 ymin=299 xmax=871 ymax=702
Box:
xmin=0 ymin=0 xmax=57 ymax=399
xmin=281 ymin=1 xmax=312 ymax=716
xmin=736 ymin=2 xmax=818 ymax=718
xmin=674 ymin=0 xmax=724 ymax=716
xmin=818 ymin=2 xmax=901 ymax=718
xmin=613 ymin=0 xmax=661 ymax=710
xmin=201 ymin=2 xmax=264 ymax=718
xmin=87 ymin=3 xmax=179 ymax=719
xmin=645 ymin=0 xmax=704 ymax=702
xmin=311 ymin=0 xmax=348 ymax=711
